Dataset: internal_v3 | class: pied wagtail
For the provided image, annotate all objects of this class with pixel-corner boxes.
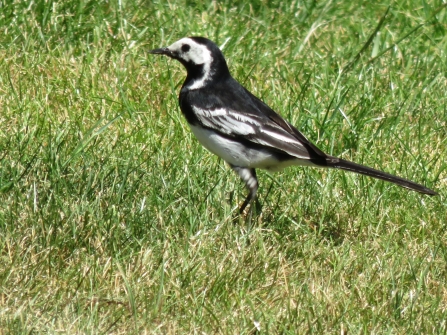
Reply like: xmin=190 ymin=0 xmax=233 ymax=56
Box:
xmin=149 ymin=37 xmax=437 ymax=213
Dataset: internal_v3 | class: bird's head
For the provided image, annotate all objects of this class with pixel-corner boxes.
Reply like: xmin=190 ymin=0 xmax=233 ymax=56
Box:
xmin=149 ymin=37 xmax=230 ymax=90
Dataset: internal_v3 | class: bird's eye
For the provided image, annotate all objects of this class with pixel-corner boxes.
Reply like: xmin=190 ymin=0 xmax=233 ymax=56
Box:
xmin=181 ymin=44 xmax=190 ymax=52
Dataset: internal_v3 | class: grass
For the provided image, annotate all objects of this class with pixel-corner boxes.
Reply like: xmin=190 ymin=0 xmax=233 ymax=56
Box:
xmin=1 ymin=0 xmax=446 ymax=333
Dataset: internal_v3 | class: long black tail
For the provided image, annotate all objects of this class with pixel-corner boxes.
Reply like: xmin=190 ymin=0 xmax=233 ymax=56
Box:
xmin=327 ymin=157 xmax=437 ymax=195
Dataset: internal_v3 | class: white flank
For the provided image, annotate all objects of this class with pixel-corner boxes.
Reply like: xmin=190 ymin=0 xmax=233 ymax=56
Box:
xmin=190 ymin=125 xmax=268 ymax=167
xmin=189 ymin=125 xmax=316 ymax=170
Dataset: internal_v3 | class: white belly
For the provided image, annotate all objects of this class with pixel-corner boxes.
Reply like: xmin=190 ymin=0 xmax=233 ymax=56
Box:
xmin=189 ymin=125 xmax=317 ymax=171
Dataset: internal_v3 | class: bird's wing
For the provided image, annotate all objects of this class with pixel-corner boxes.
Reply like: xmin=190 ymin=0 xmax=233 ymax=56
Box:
xmin=181 ymin=80 xmax=328 ymax=162
xmin=243 ymin=87 xmax=328 ymax=159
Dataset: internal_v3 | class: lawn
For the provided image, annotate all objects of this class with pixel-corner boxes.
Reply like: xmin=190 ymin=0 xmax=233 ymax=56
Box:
xmin=1 ymin=0 xmax=446 ymax=333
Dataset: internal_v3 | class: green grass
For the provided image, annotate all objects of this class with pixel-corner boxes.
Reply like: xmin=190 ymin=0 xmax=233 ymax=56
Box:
xmin=1 ymin=0 xmax=446 ymax=333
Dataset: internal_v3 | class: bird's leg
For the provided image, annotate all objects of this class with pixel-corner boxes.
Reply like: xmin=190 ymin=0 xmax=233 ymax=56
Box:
xmin=231 ymin=166 xmax=259 ymax=214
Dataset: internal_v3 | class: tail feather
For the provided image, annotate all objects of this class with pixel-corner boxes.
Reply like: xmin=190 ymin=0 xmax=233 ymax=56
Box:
xmin=327 ymin=157 xmax=437 ymax=196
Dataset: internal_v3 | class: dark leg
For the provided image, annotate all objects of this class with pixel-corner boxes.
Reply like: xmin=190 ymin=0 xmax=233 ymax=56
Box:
xmin=231 ymin=166 xmax=259 ymax=214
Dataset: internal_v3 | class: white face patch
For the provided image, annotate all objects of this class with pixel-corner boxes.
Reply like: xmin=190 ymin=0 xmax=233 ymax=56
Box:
xmin=168 ymin=38 xmax=214 ymax=90
xmin=168 ymin=38 xmax=213 ymax=65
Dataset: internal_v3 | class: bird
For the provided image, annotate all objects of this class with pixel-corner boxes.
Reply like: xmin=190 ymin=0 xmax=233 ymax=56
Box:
xmin=149 ymin=36 xmax=437 ymax=213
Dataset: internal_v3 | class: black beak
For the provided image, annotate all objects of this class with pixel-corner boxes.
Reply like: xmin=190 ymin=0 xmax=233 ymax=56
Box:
xmin=148 ymin=47 xmax=171 ymax=56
